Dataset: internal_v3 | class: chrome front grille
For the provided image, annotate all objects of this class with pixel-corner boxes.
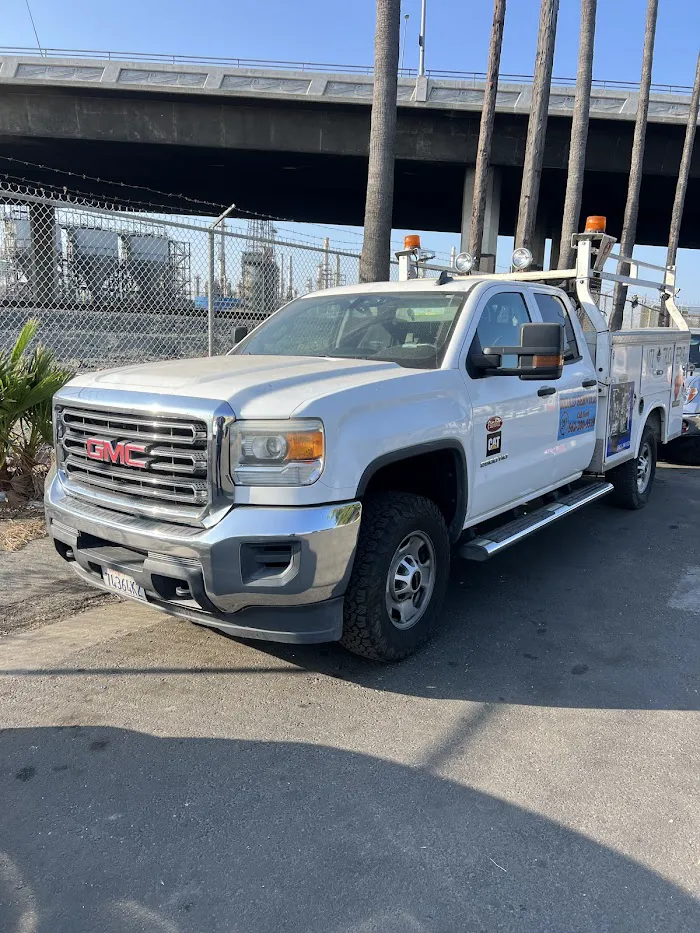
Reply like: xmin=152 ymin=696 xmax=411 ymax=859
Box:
xmin=57 ymin=405 xmax=211 ymax=520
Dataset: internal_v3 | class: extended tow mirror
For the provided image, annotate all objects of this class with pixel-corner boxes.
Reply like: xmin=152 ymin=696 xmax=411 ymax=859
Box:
xmin=478 ymin=322 xmax=565 ymax=380
xmin=232 ymin=325 xmax=248 ymax=345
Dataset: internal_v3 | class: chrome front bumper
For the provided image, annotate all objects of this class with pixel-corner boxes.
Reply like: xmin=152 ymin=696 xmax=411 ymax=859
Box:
xmin=46 ymin=470 xmax=362 ymax=644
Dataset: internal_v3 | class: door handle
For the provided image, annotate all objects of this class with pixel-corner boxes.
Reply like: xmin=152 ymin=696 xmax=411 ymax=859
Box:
xmin=537 ymin=386 xmax=556 ymax=397
xmin=581 ymin=379 xmax=597 ymax=388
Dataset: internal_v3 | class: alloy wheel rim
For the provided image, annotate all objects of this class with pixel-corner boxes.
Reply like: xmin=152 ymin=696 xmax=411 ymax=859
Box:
xmin=385 ymin=531 xmax=436 ymax=631
xmin=637 ymin=441 xmax=652 ymax=493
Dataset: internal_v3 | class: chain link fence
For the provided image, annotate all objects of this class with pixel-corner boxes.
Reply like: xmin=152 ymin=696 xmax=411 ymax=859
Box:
xmin=0 ymin=187 xmax=367 ymax=369
xmin=6 ymin=185 xmax=690 ymax=374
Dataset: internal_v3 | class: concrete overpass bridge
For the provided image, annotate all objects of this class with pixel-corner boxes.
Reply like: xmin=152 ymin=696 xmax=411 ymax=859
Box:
xmin=0 ymin=49 xmax=698 ymax=262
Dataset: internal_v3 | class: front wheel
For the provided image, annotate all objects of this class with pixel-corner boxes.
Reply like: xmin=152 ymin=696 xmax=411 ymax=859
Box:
xmin=609 ymin=424 xmax=657 ymax=510
xmin=341 ymin=492 xmax=450 ymax=661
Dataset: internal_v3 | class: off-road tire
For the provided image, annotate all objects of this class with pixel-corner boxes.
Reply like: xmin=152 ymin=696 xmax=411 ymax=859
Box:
xmin=609 ymin=424 xmax=657 ymax=510
xmin=341 ymin=492 xmax=450 ymax=661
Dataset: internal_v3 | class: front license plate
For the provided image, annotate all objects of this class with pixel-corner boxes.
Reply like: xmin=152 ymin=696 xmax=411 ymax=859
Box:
xmin=102 ymin=568 xmax=147 ymax=601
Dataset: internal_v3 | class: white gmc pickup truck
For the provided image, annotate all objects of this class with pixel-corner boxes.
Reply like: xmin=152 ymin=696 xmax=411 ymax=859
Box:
xmin=46 ymin=225 xmax=690 ymax=660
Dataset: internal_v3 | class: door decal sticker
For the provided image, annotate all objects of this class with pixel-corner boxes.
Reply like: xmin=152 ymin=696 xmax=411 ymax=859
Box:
xmin=607 ymin=381 xmax=635 ymax=455
xmin=558 ymin=388 xmax=597 ymax=440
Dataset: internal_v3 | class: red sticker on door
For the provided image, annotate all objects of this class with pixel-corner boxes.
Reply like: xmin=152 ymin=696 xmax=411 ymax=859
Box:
xmin=486 ymin=416 xmax=503 ymax=432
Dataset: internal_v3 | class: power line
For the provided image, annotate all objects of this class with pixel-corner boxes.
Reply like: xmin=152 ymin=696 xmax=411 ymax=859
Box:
xmin=0 ymin=154 xmax=372 ymax=247
xmin=0 ymin=156 xmax=440 ymax=255
xmin=23 ymin=0 xmax=43 ymax=56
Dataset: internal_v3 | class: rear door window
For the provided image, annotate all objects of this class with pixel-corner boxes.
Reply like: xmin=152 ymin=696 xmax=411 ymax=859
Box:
xmin=468 ymin=291 xmax=531 ymax=373
xmin=533 ymin=293 xmax=580 ymax=362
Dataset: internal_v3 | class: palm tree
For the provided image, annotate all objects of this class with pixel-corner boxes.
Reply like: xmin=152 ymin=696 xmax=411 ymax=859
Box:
xmin=469 ymin=0 xmax=507 ymax=268
xmin=360 ymin=0 xmax=402 ymax=283
xmin=610 ymin=0 xmax=658 ymax=330
xmin=557 ymin=0 xmax=597 ymax=270
xmin=0 ymin=320 xmax=72 ymax=506
xmin=514 ymin=0 xmax=560 ymax=257
xmin=662 ymin=50 xmax=700 ymax=324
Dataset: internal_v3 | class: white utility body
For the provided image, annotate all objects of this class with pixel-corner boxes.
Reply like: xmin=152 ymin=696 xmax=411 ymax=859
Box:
xmin=46 ymin=226 xmax=690 ymax=660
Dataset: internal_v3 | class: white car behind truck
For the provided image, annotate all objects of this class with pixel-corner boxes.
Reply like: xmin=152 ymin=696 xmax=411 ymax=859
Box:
xmin=664 ymin=332 xmax=700 ymax=463
xmin=46 ymin=221 xmax=690 ymax=660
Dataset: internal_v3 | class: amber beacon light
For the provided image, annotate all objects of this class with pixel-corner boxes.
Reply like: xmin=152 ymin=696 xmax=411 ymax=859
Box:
xmin=404 ymin=234 xmax=421 ymax=250
xmin=584 ymin=215 xmax=607 ymax=233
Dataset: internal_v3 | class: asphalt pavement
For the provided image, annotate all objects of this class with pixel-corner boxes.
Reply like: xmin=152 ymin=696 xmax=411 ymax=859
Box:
xmin=1 ymin=463 xmax=699 ymax=932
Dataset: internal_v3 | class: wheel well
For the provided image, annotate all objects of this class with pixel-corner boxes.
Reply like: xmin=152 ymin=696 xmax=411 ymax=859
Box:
xmin=360 ymin=447 xmax=466 ymax=541
xmin=645 ymin=407 xmax=664 ymax=442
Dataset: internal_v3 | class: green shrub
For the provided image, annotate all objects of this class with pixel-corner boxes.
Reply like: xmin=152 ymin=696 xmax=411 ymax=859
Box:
xmin=0 ymin=321 xmax=73 ymax=507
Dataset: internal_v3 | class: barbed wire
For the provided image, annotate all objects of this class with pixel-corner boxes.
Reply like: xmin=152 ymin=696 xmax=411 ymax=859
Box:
xmin=0 ymin=175 xmax=219 ymax=216
xmin=0 ymin=159 xmax=462 ymax=264
xmin=0 ymin=173 xmax=341 ymax=244
xmin=0 ymin=154 xmax=381 ymax=249
xmin=0 ymin=154 xmax=232 ymax=212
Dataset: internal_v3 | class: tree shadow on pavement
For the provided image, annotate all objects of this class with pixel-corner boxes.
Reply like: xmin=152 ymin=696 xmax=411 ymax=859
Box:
xmin=254 ymin=468 xmax=700 ymax=710
xmin=1 ymin=725 xmax=698 ymax=933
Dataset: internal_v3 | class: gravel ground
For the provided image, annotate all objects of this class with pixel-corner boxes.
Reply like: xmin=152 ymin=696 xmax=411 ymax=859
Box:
xmin=0 ymin=463 xmax=699 ymax=932
xmin=0 ymin=536 xmax=115 ymax=636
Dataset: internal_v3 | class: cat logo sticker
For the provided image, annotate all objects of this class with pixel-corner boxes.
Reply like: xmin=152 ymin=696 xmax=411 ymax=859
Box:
xmin=486 ymin=431 xmax=502 ymax=457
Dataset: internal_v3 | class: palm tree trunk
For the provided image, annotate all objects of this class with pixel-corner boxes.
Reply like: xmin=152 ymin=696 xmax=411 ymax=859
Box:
xmin=557 ymin=0 xmax=597 ymax=270
xmin=660 ymin=51 xmax=700 ymax=325
xmin=515 ymin=0 xmax=560 ymax=256
xmin=469 ymin=0 xmax=507 ymax=268
xmin=360 ymin=0 xmax=402 ymax=283
xmin=609 ymin=0 xmax=658 ymax=330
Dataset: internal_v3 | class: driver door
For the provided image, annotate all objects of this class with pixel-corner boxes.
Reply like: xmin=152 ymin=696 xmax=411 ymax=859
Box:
xmin=461 ymin=285 xmax=557 ymax=521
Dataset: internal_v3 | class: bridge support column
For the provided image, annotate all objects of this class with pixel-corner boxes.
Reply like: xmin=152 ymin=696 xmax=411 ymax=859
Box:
xmin=29 ymin=203 xmax=58 ymax=306
xmin=461 ymin=166 xmax=501 ymax=273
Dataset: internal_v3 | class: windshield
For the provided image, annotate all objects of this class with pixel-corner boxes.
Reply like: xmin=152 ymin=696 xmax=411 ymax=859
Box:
xmin=689 ymin=334 xmax=700 ymax=367
xmin=234 ymin=292 xmax=466 ymax=369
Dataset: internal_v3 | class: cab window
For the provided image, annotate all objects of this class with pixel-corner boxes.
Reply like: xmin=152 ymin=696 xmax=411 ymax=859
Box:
xmin=534 ymin=293 xmax=580 ymax=362
xmin=468 ymin=291 xmax=531 ymax=374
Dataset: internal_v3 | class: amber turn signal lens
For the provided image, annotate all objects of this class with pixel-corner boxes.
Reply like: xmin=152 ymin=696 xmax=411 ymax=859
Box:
xmin=584 ymin=215 xmax=606 ymax=233
xmin=404 ymin=234 xmax=421 ymax=250
xmin=533 ymin=355 xmax=564 ymax=368
xmin=287 ymin=430 xmax=324 ymax=461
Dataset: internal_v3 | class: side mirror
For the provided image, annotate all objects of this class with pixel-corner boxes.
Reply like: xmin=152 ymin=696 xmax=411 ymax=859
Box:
xmin=232 ymin=325 xmax=248 ymax=345
xmin=478 ymin=322 xmax=564 ymax=380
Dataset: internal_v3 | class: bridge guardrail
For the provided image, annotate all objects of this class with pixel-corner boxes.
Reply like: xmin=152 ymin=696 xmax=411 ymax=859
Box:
xmin=0 ymin=47 xmax=693 ymax=95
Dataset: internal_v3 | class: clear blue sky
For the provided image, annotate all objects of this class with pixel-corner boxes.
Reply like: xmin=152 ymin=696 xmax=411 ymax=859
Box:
xmin=4 ymin=0 xmax=700 ymax=299
xmin=5 ymin=0 xmax=699 ymax=87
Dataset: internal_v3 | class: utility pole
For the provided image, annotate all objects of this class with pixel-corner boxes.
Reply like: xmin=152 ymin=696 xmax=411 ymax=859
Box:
xmin=661 ymin=50 xmax=700 ymax=325
xmin=469 ymin=0 xmax=506 ymax=268
xmin=514 ymin=0 xmax=560 ymax=257
xmin=610 ymin=0 xmax=658 ymax=330
xmin=360 ymin=0 xmax=402 ymax=283
xmin=418 ymin=0 xmax=427 ymax=77
xmin=557 ymin=0 xmax=597 ymax=270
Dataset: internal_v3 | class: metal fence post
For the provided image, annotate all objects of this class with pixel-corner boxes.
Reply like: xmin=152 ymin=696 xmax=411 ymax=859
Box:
xmin=207 ymin=228 xmax=215 ymax=356
xmin=207 ymin=203 xmax=236 ymax=356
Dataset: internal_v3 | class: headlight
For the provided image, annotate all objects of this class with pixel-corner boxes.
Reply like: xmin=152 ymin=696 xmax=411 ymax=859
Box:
xmin=230 ymin=419 xmax=324 ymax=486
xmin=686 ymin=386 xmax=698 ymax=404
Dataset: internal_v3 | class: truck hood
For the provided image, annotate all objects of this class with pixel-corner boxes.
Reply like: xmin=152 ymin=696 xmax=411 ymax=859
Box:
xmin=69 ymin=354 xmax=421 ymax=419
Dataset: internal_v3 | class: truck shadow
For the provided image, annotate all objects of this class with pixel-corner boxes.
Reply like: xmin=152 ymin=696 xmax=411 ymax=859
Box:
xmin=257 ymin=466 xmax=700 ymax=710
xmin=1 ymin=725 xmax=698 ymax=933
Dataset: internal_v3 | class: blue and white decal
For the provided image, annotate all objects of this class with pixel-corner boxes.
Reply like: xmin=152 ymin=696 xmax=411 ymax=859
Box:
xmin=558 ymin=387 xmax=597 ymax=440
